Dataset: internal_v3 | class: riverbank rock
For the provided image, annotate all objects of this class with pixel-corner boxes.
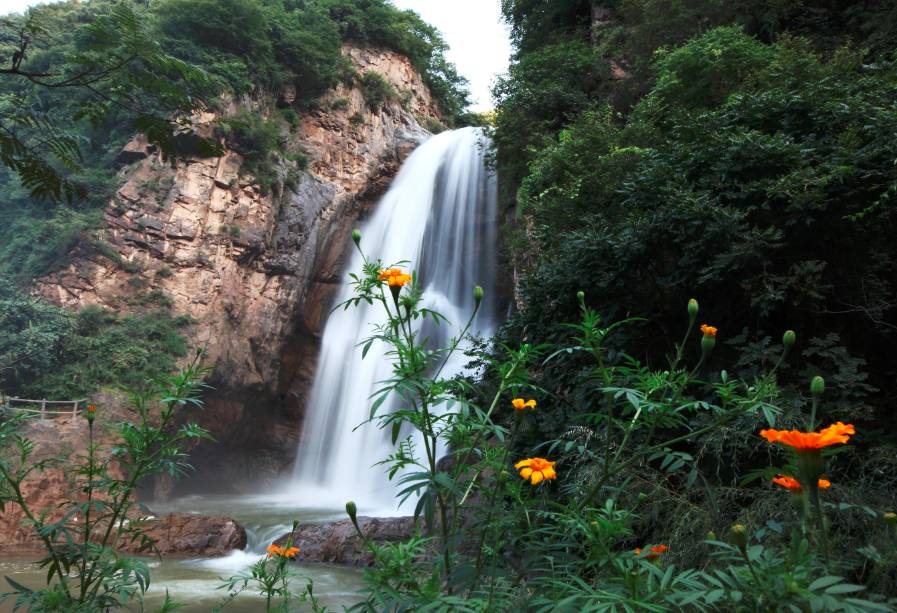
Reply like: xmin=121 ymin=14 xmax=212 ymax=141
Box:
xmin=275 ymin=516 xmax=415 ymax=566
xmin=121 ymin=513 xmax=247 ymax=557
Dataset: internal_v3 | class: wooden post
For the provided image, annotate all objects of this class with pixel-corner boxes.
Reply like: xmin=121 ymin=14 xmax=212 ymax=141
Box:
xmin=40 ymin=399 xmax=46 ymax=420
xmin=72 ymin=400 xmax=78 ymax=418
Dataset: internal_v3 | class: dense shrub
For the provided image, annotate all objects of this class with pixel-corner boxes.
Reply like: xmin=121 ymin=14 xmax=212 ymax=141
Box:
xmin=0 ymin=277 xmax=190 ymax=399
xmin=360 ymin=71 xmax=398 ymax=110
xmin=505 ymin=29 xmax=897 ymax=427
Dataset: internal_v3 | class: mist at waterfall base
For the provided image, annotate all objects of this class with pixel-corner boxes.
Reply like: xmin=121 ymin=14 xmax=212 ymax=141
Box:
xmin=285 ymin=127 xmax=498 ymax=516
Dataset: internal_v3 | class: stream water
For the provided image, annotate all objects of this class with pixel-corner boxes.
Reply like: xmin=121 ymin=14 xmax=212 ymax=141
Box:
xmin=0 ymin=496 xmax=364 ymax=612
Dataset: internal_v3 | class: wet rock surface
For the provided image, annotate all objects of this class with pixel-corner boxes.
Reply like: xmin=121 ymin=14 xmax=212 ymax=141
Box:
xmin=275 ymin=516 xmax=415 ymax=566
xmin=123 ymin=513 xmax=247 ymax=557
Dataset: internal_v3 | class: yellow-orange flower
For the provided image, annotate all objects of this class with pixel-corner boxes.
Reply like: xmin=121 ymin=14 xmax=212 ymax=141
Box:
xmin=634 ymin=544 xmax=669 ymax=560
xmin=771 ymin=475 xmax=831 ymax=492
xmin=512 ymin=398 xmax=537 ymax=411
xmin=86 ymin=404 xmax=96 ymax=415
xmin=700 ymin=324 xmax=718 ymax=337
xmin=266 ymin=544 xmax=299 ymax=559
xmin=378 ymin=267 xmax=412 ymax=287
xmin=514 ymin=457 xmax=556 ymax=485
xmin=760 ymin=422 xmax=855 ymax=451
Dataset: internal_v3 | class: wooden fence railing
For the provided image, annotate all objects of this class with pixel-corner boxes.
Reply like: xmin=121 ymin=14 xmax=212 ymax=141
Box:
xmin=0 ymin=396 xmax=88 ymax=420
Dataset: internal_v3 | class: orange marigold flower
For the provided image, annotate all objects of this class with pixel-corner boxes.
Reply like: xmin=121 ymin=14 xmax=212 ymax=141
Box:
xmin=772 ymin=475 xmax=831 ymax=492
xmin=514 ymin=457 xmax=556 ymax=485
xmin=266 ymin=544 xmax=283 ymax=558
xmin=378 ymin=267 xmax=412 ymax=287
xmin=266 ymin=543 xmax=300 ymax=559
xmin=634 ymin=544 xmax=669 ymax=560
xmin=511 ymin=398 xmax=537 ymax=411
xmin=700 ymin=324 xmax=718 ymax=337
xmin=86 ymin=404 xmax=96 ymax=414
xmin=760 ymin=422 xmax=855 ymax=451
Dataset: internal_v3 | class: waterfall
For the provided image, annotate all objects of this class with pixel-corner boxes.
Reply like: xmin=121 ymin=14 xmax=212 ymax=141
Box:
xmin=290 ymin=127 xmax=497 ymax=514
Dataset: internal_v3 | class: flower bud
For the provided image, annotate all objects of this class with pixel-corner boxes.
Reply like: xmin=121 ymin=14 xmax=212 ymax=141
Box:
xmin=884 ymin=512 xmax=897 ymax=526
xmin=473 ymin=285 xmax=484 ymax=306
xmin=351 ymin=229 xmax=362 ymax=246
xmin=85 ymin=404 xmax=96 ymax=423
xmin=810 ymin=375 xmax=825 ymax=397
xmin=345 ymin=501 xmax=357 ymax=523
xmin=688 ymin=298 xmax=699 ymax=320
xmin=701 ymin=334 xmax=716 ymax=357
xmin=720 ymin=370 xmax=728 ymax=384
xmin=577 ymin=290 xmax=585 ymax=304
xmin=783 ymin=330 xmax=796 ymax=349
xmin=706 ymin=531 xmax=717 ymax=541
xmin=730 ymin=524 xmax=748 ymax=550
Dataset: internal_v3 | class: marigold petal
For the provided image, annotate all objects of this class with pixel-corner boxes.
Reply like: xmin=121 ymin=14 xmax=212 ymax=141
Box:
xmin=519 ymin=467 xmax=533 ymax=480
xmin=818 ymin=479 xmax=831 ymax=489
xmin=530 ymin=471 xmax=544 ymax=485
xmin=514 ymin=459 xmax=532 ymax=469
xmin=542 ymin=466 xmax=557 ymax=480
xmin=772 ymin=475 xmax=802 ymax=492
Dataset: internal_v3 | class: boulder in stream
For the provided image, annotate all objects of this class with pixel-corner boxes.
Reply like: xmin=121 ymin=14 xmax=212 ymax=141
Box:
xmin=275 ymin=516 xmax=415 ymax=566
xmin=120 ymin=513 xmax=247 ymax=557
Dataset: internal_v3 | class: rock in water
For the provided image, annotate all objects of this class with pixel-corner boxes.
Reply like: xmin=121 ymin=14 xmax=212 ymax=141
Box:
xmin=120 ymin=513 xmax=247 ymax=557
xmin=275 ymin=516 xmax=414 ymax=566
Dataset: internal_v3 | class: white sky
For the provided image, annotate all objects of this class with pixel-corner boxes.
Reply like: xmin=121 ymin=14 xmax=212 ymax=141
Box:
xmin=3 ymin=0 xmax=511 ymax=111
xmin=391 ymin=0 xmax=510 ymax=111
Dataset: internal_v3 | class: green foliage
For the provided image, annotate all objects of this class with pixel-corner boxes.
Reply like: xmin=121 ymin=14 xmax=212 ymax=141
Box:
xmin=0 ymin=278 xmax=190 ymax=399
xmin=359 ymin=71 xmax=397 ymax=110
xmin=507 ymin=29 xmax=897 ymax=423
xmin=0 ymin=357 xmax=210 ymax=611
xmin=0 ymin=3 xmax=220 ymax=203
xmin=492 ymin=39 xmax=606 ymax=197
xmin=218 ymin=111 xmax=284 ymax=193
xmin=318 ymin=0 xmax=471 ymax=124
xmin=0 ymin=276 xmax=72 ymax=391
xmin=334 ymin=250 xmax=897 ymax=610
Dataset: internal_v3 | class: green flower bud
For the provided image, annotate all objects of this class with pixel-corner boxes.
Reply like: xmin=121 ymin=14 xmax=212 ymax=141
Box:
xmin=577 ymin=290 xmax=585 ymax=305
xmin=345 ymin=501 xmax=357 ymax=522
xmin=351 ymin=229 xmax=362 ymax=246
xmin=730 ymin=524 xmax=748 ymax=550
xmin=783 ymin=330 xmax=796 ymax=349
xmin=474 ymin=285 xmax=484 ymax=305
xmin=811 ymin=375 xmax=825 ymax=397
xmin=688 ymin=298 xmax=699 ymax=320
xmin=884 ymin=512 xmax=896 ymax=526
xmin=701 ymin=334 xmax=716 ymax=357
xmin=720 ymin=370 xmax=728 ymax=384
xmin=706 ymin=531 xmax=717 ymax=541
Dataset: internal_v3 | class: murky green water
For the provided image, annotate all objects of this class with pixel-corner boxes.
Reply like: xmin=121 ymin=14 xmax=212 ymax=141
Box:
xmin=0 ymin=495 xmax=366 ymax=612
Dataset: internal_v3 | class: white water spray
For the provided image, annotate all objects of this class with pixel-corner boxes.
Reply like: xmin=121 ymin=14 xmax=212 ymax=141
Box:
xmin=291 ymin=127 xmax=497 ymax=514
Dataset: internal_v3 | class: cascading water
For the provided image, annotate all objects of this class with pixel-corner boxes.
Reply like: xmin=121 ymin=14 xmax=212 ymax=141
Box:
xmin=291 ymin=127 xmax=497 ymax=514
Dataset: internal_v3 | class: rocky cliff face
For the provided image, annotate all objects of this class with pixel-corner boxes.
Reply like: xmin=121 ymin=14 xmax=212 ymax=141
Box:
xmin=35 ymin=46 xmax=441 ymax=491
